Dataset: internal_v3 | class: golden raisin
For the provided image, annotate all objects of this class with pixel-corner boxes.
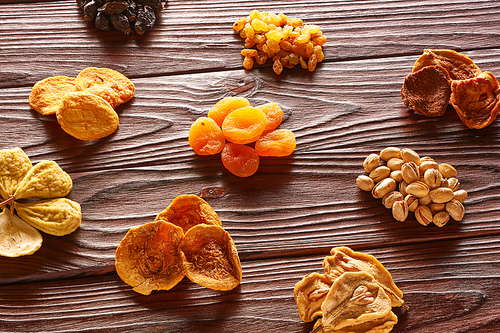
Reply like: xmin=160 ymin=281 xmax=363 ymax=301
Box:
xmin=243 ymin=57 xmax=254 ymax=70
xmin=221 ymin=106 xmax=267 ymax=144
xmin=188 ymin=117 xmax=225 ymax=155
xmin=221 ymin=143 xmax=260 ymax=177
xmin=255 ymin=129 xmax=296 ymax=157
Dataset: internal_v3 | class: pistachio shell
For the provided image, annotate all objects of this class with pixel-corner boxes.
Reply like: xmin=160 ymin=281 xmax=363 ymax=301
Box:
xmin=14 ymin=161 xmax=73 ymax=200
xmin=0 ymin=207 xmax=42 ymax=257
xmin=0 ymin=148 xmax=33 ymax=200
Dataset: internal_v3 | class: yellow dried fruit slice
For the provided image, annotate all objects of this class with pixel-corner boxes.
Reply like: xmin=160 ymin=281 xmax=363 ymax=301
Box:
xmin=155 ymin=194 xmax=222 ymax=234
xmin=56 ymin=91 xmax=119 ymax=141
xmin=75 ymin=67 xmax=135 ymax=108
xmin=29 ymin=76 xmax=79 ymax=115
xmin=179 ymin=224 xmax=242 ymax=291
xmin=313 ymin=309 xmax=398 ymax=333
xmin=412 ymin=49 xmax=482 ymax=80
xmin=115 ymin=220 xmax=186 ymax=295
xmin=0 ymin=207 xmax=43 ymax=257
xmin=294 ymin=272 xmax=332 ymax=322
xmin=13 ymin=198 xmax=81 ymax=236
xmin=14 ymin=160 xmax=73 ymax=200
xmin=0 ymin=148 xmax=32 ymax=200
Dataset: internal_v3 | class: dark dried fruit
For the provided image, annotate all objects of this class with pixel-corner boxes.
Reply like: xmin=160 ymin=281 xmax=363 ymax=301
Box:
xmin=95 ymin=11 xmax=112 ymax=31
xmin=83 ymin=0 xmax=99 ymax=22
xmin=109 ymin=13 xmax=132 ymax=35
xmin=135 ymin=5 xmax=156 ymax=35
xmin=137 ymin=0 xmax=162 ymax=12
xmin=98 ymin=1 xmax=129 ymax=15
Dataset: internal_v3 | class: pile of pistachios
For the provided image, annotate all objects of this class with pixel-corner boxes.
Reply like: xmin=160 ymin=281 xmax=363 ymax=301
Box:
xmin=356 ymin=147 xmax=467 ymax=227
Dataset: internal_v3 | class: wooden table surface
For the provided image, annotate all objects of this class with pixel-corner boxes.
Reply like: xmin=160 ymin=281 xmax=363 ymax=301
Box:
xmin=1 ymin=0 xmax=499 ymax=332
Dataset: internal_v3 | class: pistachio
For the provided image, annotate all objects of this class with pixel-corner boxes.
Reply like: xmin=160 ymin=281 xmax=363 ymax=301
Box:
xmin=401 ymin=148 xmax=420 ymax=164
xmin=438 ymin=163 xmax=457 ymax=178
xmin=423 ymin=169 xmax=442 ymax=189
xmin=453 ymin=189 xmax=468 ymax=203
xmin=446 ymin=177 xmax=460 ymax=191
xmin=363 ymin=153 xmax=380 ymax=173
xmin=356 ymin=175 xmax=375 ymax=192
xmin=418 ymin=194 xmax=432 ymax=206
xmin=446 ymin=199 xmax=465 ymax=221
xmin=440 ymin=178 xmax=449 ymax=188
xmin=399 ymin=180 xmax=408 ymax=196
xmin=390 ymin=170 xmax=403 ymax=182
xmin=392 ymin=200 xmax=408 ymax=222
xmin=382 ymin=191 xmax=404 ymax=209
xmin=387 ymin=158 xmax=404 ymax=171
xmin=406 ymin=181 xmax=429 ymax=198
xmin=429 ymin=202 xmax=445 ymax=214
xmin=419 ymin=160 xmax=439 ymax=174
xmin=404 ymin=194 xmax=419 ymax=212
xmin=380 ymin=147 xmax=401 ymax=161
xmin=371 ymin=178 xmax=397 ymax=199
xmin=419 ymin=156 xmax=435 ymax=164
xmin=429 ymin=187 xmax=454 ymax=203
xmin=433 ymin=211 xmax=450 ymax=227
xmin=369 ymin=166 xmax=391 ymax=183
xmin=401 ymin=161 xmax=420 ymax=184
xmin=415 ymin=205 xmax=433 ymax=226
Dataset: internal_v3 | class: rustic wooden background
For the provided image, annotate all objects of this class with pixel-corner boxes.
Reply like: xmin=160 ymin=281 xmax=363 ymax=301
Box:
xmin=1 ymin=0 xmax=499 ymax=332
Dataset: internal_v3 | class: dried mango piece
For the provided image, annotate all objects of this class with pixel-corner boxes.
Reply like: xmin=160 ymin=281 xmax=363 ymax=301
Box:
xmin=450 ymin=71 xmax=500 ymax=129
xmin=0 ymin=148 xmax=32 ymax=200
xmin=294 ymin=272 xmax=332 ymax=322
xmin=75 ymin=67 xmax=135 ymax=108
xmin=179 ymin=224 xmax=242 ymax=291
xmin=0 ymin=207 xmax=43 ymax=257
xmin=14 ymin=160 xmax=73 ymax=200
xmin=13 ymin=198 xmax=81 ymax=236
xmin=29 ymin=76 xmax=79 ymax=115
xmin=115 ymin=220 xmax=186 ymax=295
xmin=56 ymin=91 xmax=119 ymax=141
xmin=323 ymin=247 xmax=404 ymax=308
xmin=412 ymin=49 xmax=482 ymax=80
xmin=155 ymin=194 xmax=222 ymax=233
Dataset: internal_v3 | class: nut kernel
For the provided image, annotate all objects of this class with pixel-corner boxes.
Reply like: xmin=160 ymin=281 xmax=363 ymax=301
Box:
xmin=438 ymin=163 xmax=457 ymax=178
xmin=453 ymin=190 xmax=468 ymax=203
xmin=399 ymin=181 xmax=408 ymax=196
xmin=429 ymin=202 xmax=445 ymax=214
xmin=356 ymin=175 xmax=374 ymax=192
xmin=371 ymin=178 xmax=397 ymax=199
xmin=446 ymin=177 xmax=460 ymax=191
xmin=390 ymin=170 xmax=403 ymax=182
xmin=429 ymin=187 xmax=454 ymax=203
xmin=401 ymin=148 xmax=421 ymax=164
xmin=392 ymin=200 xmax=408 ymax=222
xmin=387 ymin=158 xmax=404 ymax=171
xmin=446 ymin=199 xmax=465 ymax=221
xmin=419 ymin=160 xmax=439 ymax=174
xmin=433 ymin=211 xmax=450 ymax=227
xmin=369 ymin=166 xmax=391 ymax=183
xmin=401 ymin=161 xmax=420 ymax=184
xmin=406 ymin=181 xmax=430 ymax=198
xmin=404 ymin=194 xmax=419 ymax=212
xmin=363 ymin=153 xmax=380 ymax=173
xmin=380 ymin=147 xmax=401 ymax=161
xmin=418 ymin=194 xmax=432 ymax=206
xmin=415 ymin=205 xmax=433 ymax=226
xmin=382 ymin=191 xmax=404 ymax=209
xmin=423 ymin=168 xmax=443 ymax=189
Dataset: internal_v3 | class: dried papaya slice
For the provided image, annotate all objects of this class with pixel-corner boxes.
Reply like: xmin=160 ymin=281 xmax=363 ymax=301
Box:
xmin=401 ymin=65 xmax=452 ymax=117
xmin=188 ymin=117 xmax=226 ymax=155
xmin=412 ymin=49 xmax=481 ymax=80
xmin=179 ymin=224 xmax=242 ymax=291
xmin=56 ymin=91 xmax=119 ymax=141
xmin=294 ymin=272 xmax=332 ymax=322
xmin=155 ymin=194 xmax=222 ymax=233
xmin=450 ymin=71 xmax=500 ymax=129
xmin=207 ymin=96 xmax=251 ymax=127
xmin=29 ymin=76 xmax=79 ymax=115
xmin=221 ymin=106 xmax=267 ymax=144
xmin=0 ymin=148 xmax=32 ymax=200
xmin=115 ymin=220 xmax=186 ymax=295
xmin=0 ymin=207 xmax=43 ymax=257
xmin=254 ymin=129 xmax=296 ymax=157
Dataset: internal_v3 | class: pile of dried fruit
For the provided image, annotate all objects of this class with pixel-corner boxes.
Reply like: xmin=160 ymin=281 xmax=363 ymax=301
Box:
xmin=356 ymin=147 xmax=467 ymax=227
xmin=294 ymin=247 xmax=405 ymax=333
xmin=189 ymin=96 xmax=296 ymax=177
xmin=0 ymin=148 xmax=81 ymax=257
xmin=29 ymin=67 xmax=134 ymax=141
xmin=76 ymin=0 xmax=162 ymax=35
xmin=233 ymin=10 xmax=326 ymax=75
xmin=115 ymin=194 xmax=242 ymax=295
xmin=402 ymin=49 xmax=500 ymax=129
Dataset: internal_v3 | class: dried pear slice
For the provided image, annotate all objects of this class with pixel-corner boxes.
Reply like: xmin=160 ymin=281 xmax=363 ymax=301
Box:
xmin=294 ymin=272 xmax=332 ymax=322
xmin=313 ymin=310 xmax=398 ymax=333
xmin=0 ymin=207 xmax=43 ymax=257
xmin=179 ymin=224 xmax=242 ymax=291
xmin=13 ymin=198 xmax=81 ymax=236
xmin=412 ymin=49 xmax=481 ymax=80
xmin=115 ymin=220 xmax=186 ymax=295
xmin=0 ymin=148 xmax=32 ymax=200
xmin=450 ymin=71 xmax=500 ymax=129
xmin=14 ymin=160 xmax=73 ymax=200
xmin=323 ymin=247 xmax=404 ymax=308
xmin=155 ymin=194 xmax=222 ymax=233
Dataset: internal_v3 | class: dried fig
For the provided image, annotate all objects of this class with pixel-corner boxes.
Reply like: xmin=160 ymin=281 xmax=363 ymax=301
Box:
xmin=413 ymin=49 xmax=481 ymax=80
xmin=0 ymin=207 xmax=43 ymax=257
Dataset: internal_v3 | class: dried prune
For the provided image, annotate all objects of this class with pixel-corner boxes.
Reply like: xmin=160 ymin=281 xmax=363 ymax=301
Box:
xmin=137 ymin=0 xmax=162 ymax=12
xmin=135 ymin=5 xmax=156 ymax=35
xmin=98 ymin=1 xmax=129 ymax=15
xmin=95 ymin=11 xmax=112 ymax=31
xmin=413 ymin=49 xmax=481 ymax=80
xmin=109 ymin=13 xmax=132 ymax=35
xmin=83 ymin=0 xmax=99 ymax=22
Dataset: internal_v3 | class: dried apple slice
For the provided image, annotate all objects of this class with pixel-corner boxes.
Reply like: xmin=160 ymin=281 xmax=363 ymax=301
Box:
xmin=115 ymin=220 xmax=186 ymax=295
xmin=0 ymin=207 xmax=43 ymax=257
xmin=179 ymin=224 xmax=242 ymax=291
xmin=294 ymin=272 xmax=332 ymax=322
xmin=413 ymin=49 xmax=481 ymax=80
xmin=0 ymin=148 xmax=32 ymax=200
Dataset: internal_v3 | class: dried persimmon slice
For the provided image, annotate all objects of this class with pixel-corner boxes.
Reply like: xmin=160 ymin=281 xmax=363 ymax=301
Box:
xmin=115 ymin=220 xmax=186 ymax=295
xmin=179 ymin=224 xmax=242 ymax=291
xmin=412 ymin=49 xmax=481 ymax=80
xmin=29 ymin=76 xmax=79 ymax=115
xmin=155 ymin=194 xmax=222 ymax=233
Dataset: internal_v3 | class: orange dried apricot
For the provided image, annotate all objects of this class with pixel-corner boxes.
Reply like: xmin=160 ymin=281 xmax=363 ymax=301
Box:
xmin=255 ymin=129 xmax=296 ymax=157
xmin=188 ymin=117 xmax=225 ymax=155
xmin=29 ymin=76 xmax=78 ymax=115
xmin=207 ymin=96 xmax=251 ymax=127
xmin=221 ymin=143 xmax=260 ymax=177
xmin=179 ymin=224 xmax=242 ymax=291
xmin=155 ymin=194 xmax=222 ymax=233
xmin=256 ymin=103 xmax=283 ymax=131
xmin=222 ymin=106 xmax=267 ymax=144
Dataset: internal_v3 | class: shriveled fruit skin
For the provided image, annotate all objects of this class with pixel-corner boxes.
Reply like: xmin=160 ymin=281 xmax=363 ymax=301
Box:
xmin=256 ymin=102 xmax=283 ymax=131
xmin=221 ymin=143 xmax=260 ymax=177
xmin=207 ymin=96 xmax=251 ymax=127
xmin=222 ymin=106 xmax=267 ymax=144
xmin=0 ymin=148 xmax=32 ymax=200
xmin=294 ymin=272 xmax=332 ymax=322
xmin=0 ymin=207 xmax=43 ymax=257
xmin=450 ymin=71 xmax=500 ymax=129
xmin=115 ymin=220 xmax=186 ymax=295
xmin=29 ymin=76 xmax=78 ymax=115
xmin=412 ymin=49 xmax=482 ymax=80
xmin=188 ymin=117 xmax=225 ymax=155
xmin=255 ymin=129 xmax=296 ymax=157
xmin=56 ymin=91 xmax=119 ymax=141
xmin=179 ymin=224 xmax=242 ymax=291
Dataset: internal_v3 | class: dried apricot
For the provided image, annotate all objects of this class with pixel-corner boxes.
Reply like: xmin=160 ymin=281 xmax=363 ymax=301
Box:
xmin=179 ymin=224 xmax=242 ymax=291
xmin=255 ymin=129 xmax=296 ymax=157
xmin=155 ymin=194 xmax=222 ymax=233
xmin=188 ymin=117 xmax=225 ymax=155
xmin=221 ymin=143 xmax=260 ymax=177
xmin=207 ymin=96 xmax=251 ymax=127
xmin=115 ymin=220 xmax=186 ymax=295
xmin=222 ymin=106 xmax=267 ymax=144
xmin=56 ymin=91 xmax=119 ymax=141
xmin=256 ymin=103 xmax=283 ymax=131
xmin=412 ymin=49 xmax=481 ymax=80
xmin=29 ymin=76 xmax=78 ymax=115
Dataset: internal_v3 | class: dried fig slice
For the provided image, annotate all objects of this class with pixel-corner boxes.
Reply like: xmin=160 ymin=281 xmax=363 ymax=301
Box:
xmin=155 ymin=194 xmax=222 ymax=233
xmin=450 ymin=71 xmax=500 ymax=129
xmin=294 ymin=272 xmax=332 ymax=322
xmin=401 ymin=65 xmax=451 ymax=117
xmin=13 ymin=198 xmax=81 ymax=236
xmin=0 ymin=207 xmax=43 ymax=257
xmin=179 ymin=224 xmax=242 ymax=291
xmin=115 ymin=220 xmax=186 ymax=295
xmin=0 ymin=148 xmax=32 ymax=200
xmin=413 ymin=49 xmax=481 ymax=80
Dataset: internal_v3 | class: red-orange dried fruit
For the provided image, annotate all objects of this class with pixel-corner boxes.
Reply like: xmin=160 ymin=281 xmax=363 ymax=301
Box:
xmin=450 ymin=71 xmax=500 ymax=129
xmin=412 ymin=49 xmax=481 ymax=80
xmin=256 ymin=103 xmax=284 ymax=131
xmin=221 ymin=143 xmax=260 ymax=177
xmin=222 ymin=106 xmax=267 ymax=144
xmin=401 ymin=65 xmax=452 ymax=117
xmin=207 ymin=96 xmax=251 ymax=127
xmin=29 ymin=76 xmax=78 ymax=115
xmin=188 ymin=117 xmax=225 ymax=155
xmin=179 ymin=224 xmax=242 ymax=291
xmin=255 ymin=129 xmax=296 ymax=157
